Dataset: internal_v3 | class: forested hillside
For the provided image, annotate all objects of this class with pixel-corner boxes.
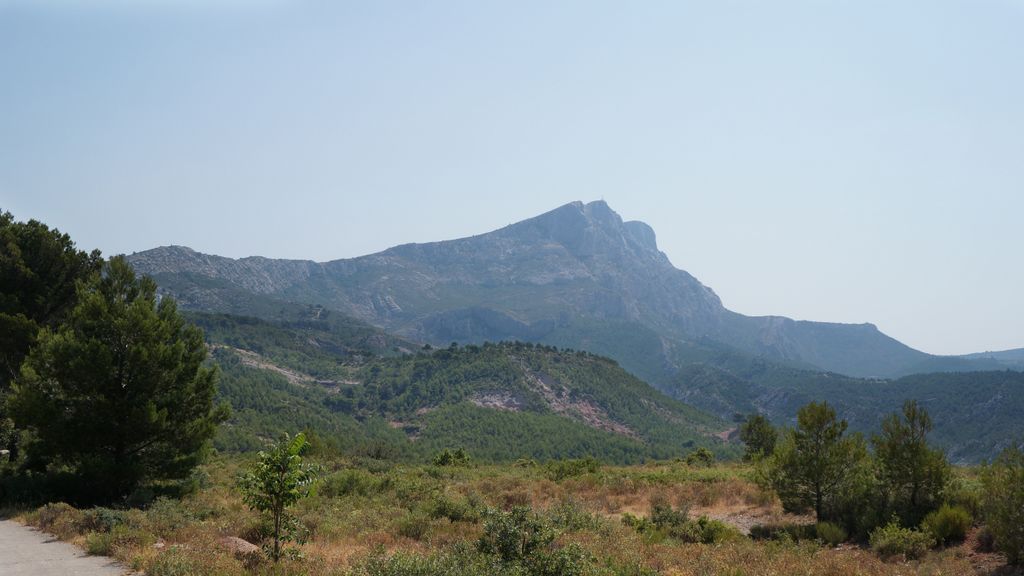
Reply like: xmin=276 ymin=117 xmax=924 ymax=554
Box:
xmin=197 ymin=312 xmax=734 ymax=463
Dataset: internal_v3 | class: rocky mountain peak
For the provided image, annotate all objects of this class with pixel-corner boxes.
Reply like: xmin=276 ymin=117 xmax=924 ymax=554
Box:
xmin=505 ymin=200 xmax=662 ymax=260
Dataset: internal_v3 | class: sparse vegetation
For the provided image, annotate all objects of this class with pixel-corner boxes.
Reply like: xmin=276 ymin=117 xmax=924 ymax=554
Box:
xmin=981 ymin=445 xmax=1024 ymax=565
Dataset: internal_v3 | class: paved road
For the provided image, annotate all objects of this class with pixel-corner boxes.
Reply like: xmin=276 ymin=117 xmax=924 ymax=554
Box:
xmin=0 ymin=519 xmax=130 ymax=575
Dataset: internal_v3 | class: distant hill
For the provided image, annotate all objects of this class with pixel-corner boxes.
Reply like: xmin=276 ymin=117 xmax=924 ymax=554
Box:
xmin=129 ymin=200 xmax=997 ymax=379
xmin=961 ymin=348 xmax=1024 ymax=370
xmin=197 ymin=311 xmax=734 ymax=462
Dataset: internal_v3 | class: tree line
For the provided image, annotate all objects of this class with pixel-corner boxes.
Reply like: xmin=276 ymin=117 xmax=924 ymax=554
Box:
xmin=740 ymin=401 xmax=1024 ymax=563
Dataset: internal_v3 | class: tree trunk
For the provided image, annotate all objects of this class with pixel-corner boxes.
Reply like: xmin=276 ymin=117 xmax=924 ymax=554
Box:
xmin=273 ymin=510 xmax=281 ymax=561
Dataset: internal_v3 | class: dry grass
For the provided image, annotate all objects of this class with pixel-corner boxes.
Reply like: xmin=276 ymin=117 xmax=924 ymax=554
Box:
xmin=9 ymin=457 xmax=1020 ymax=576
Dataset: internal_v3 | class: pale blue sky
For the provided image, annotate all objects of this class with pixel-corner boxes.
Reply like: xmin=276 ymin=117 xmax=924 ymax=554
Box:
xmin=2 ymin=1 xmax=1022 ymax=355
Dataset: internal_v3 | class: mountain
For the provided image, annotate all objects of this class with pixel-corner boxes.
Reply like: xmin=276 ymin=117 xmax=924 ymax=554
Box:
xmin=961 ymin=348 xmax=1024 ymax=370
xmin=129 ymin=200 xmax=992 ymax=379
xmin=194 ymin=311 xmax=733 ymax=462
xmin=127 ymin=200 xmax=1024 ymax=462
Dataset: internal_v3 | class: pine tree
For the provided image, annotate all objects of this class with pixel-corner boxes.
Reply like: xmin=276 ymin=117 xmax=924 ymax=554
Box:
xmin=872 ymin=400 xmax=949 ymax=526
xmin=739 ymin=413 xmax=777 ymax=460
xmin=0 ymin=212 xmax=102 ymax=461
xmin=766 ymin=401 xmax=867 ymax=520
xmin=8 ymin=256 xmax=228 ymax=502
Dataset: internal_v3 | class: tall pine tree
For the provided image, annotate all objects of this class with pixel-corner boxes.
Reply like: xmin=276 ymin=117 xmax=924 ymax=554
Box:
xmin=9 ymin=256 xmax=228 ymax=502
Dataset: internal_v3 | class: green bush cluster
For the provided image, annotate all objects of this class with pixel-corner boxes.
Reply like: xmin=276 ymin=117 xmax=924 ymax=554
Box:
xmin=432 ymin=448 xmax=472 ymax=467
xmin=814 ymin=521 xmax=848 ymax=546
xmin=543 ymin=457 xmax=601 ymax=481
xmin=622 ymin=497 xmax=741 ymax=544
xmin=921 ymin=504 xmax=971 ymax=545
xmin=981 ymin=446 xmax=1024 ymax=565
xmin=428 ymin=493 xmax=482 ymax=523
xmin=685 ymin=448 xmax=715 ymax=467
xmin=869 ymin=519 xmax=934 ymax=560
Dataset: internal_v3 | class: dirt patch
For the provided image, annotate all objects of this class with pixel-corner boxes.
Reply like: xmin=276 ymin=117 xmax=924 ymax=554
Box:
xmin=470 ymin=392 xmax=525 ymax=412
xmin=515 ymin=361 xmax=638 ymax=438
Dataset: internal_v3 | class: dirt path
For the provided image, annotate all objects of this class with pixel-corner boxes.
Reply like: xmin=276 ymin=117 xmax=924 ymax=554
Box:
xmin=0 ymin=519 xmax=130 ymax=575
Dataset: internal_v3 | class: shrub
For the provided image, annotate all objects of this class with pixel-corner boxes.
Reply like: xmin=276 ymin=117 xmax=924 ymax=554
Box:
xmin=649 ymin=495 xmax=688 ymax=530
xmin=945 ymin=476 xmax=982 ymax=519
xmin=31 ymin=502 xmax=84 ymax=540
xmin=432 ymin=448 xmax=471 ymax=467
xmin=815 ymin=521 xmax=848 ymax=546
xmin=543 ymin=457 xmax=600 ymax=481
xmin=321 ymin=469 xmax=387 ymax=498
xmin=428 ymin=494 xmax=480 ymax=523
xmin=547 ymin=498 xmax=602 ymax=532
xmin=686 ymin=516 xmax=743 ymax=544
xmin=80 ymin=507 xmax=127 ymax=533
xmin=749 ymin=522 xmax=817 ymax=542
xmin=869 ymin=519 xmax=934 ymax=560
xmin=921 ymin=504 xmax=971 ymax=545
xmin=526 ymin=543 xmax=597 ymax=576
xmin=397 ymin=514 xmax=430 ymax=540
xmin=145 ymin=497 xmax=192 ymax=535
xmin=685 ymin=448 xmax=715 ymax=467
xmin=85 ymin=531 xmax=114 ymax=555
xmin=981 ymin=446 xmax=1024 ymax=565
xmin=148 ymin=547 xmax=205 ymax=576
xmin=478 ymin=506 xmax=557 ymax=562
xmin=976 ymin=525 xmax=996 ymax=553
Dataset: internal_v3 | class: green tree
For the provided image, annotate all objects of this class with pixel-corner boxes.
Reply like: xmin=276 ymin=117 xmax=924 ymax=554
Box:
xmin=7 ymin=256 xmax=227 ymax=501
xmin=238 ymin=432 xmax=319 ymax=561
xmin=765 ymin=401 xmax=868 ymax=520
xmin=872 ymin=400 xmax=950 ymax=526
xmin=739 ymin=413 xmax=777 ymax=460
xmin=0 ymin=212 xmax=102 ymax=460
xmin=981 ymin=446 xmax=1024 ymax=565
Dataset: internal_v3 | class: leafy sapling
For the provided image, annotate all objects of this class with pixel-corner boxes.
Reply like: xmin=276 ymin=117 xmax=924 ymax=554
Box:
xmin=238 ymin=432 xmax=320 ymax=561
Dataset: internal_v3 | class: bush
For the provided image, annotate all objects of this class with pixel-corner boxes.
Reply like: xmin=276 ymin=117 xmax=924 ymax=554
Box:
xmin=432 ymin=448 xmax=471 ymax=467
xmin=547 ymin=498 xmax=602 ymax=532
xmin=685 ymin=516 xmax=743 ymax=544
xmin=397 ymin=514 xmax=430 ymax=540
xmin=981 ymin=446 xmax=1024 ymax=565
xmin=428 ymin=494 xmax=480 ymax=523
xmin=148 ymin=547 xmax=206 ymax=576
xmin=478 ymin=506 xmax=556 ymax=562
xmin=80 ymin=507 xmax=127 ymax=533
xmin=685 ymin=448 xmax=715 ymax=467
xmin=869 ymin=519 xmax=935 ymax=560
xmin=649 ymin=495 xmax=688 ymax=530
xmin=543 ymin=457 xmax=600 ymax=481
xmin=145 ymin=497 xmax=192 ymax=535
xmin=815 ymin=521 xmax=848 ymax=546
xmin=976 ymin=525 xmax=996 ymax=553
xmin=321 ymin=469 xmax=388 ymax=498
xmin=31 ymin=502 xmax=84 ymax=540
xmin=749 ymin=522 xmax=817 ymax=543
xmin=921 ymin=504 xmax=971 ymax=545
xmin=85 ymin=531 xmax=114 ymax=555
xmin=626 ymin=498 xmax=740 ymax=544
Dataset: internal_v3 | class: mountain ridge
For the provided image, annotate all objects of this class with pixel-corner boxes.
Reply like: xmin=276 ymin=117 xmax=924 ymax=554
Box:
xmin=130 ymin=200 xmax=987 ymax=378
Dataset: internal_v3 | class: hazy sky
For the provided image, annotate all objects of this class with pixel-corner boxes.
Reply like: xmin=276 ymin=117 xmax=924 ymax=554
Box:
xmin=2 ymin=1 xmax=1022 ymax=356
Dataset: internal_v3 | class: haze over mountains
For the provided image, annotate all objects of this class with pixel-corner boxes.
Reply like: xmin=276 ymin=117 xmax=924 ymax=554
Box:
xmin=128 ymin=200 xmax=1024 ymax=462
xmin=130 ymin=200 xmax=1007 ymax=377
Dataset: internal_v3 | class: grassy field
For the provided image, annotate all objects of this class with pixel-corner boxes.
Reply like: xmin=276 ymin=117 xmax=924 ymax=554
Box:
xmin=5 ymin=456 xmax=1017 ymax=576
